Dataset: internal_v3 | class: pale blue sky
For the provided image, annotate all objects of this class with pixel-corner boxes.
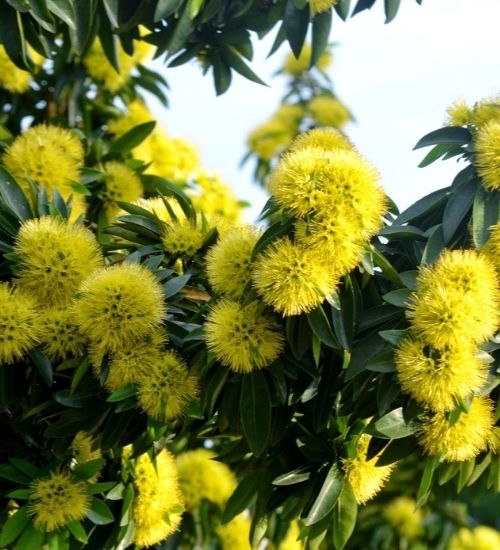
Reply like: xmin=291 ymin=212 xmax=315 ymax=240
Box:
xmin=148 ymin=0 xmax=500 ymax=222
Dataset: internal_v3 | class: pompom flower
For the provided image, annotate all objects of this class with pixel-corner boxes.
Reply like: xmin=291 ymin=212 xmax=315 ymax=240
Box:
xmin=137 ymin=196 xmax=186 ymax=224
xmin=268 ymin=147 xmax=384 ymax=228
xmin=137 ymin=350 xmax=198 ymax=421
xmin=252 ymin=238 xmax=337 ymax=316
xmin=282 ymin=43 xmax=332 ymax=76
xmin=470 ymin=97 xmax=500 ymax=128
xmin=14 ymin=216 xmax=103 ymax=306
xmin=205 ymin=225 xmax=261 ymax=299
xmin=101 ymin=161 xmax=143 ymax=219
xmin=162 ymin=220 xmax=205 ymax=257
xmin=309 ymin=0 xmax=339 ymax=15
xmin=4 ymin=124 xmax=84 ymax=202
xmin=216 ymin=514 xmax=252 ymax=550
xmin=133 ymin=450 xmax=184 ymax=548
xmin=307 ymin=95 xmax=351 ymax=129
xmin=73 ymin=262 xmax=165 ymax=352
xmin=29 ymin=471 xmax=90 ymax=532
xmin=0 ymin=284 xmax=40 ymax=364
xmin=71 ymin=431 xmax=101 ymax=465
xmin=289 ymin=127 xmax=353 ymax=153
xmin=247 ymin=119 xmax=295 ymax=161
xmin=105 ymin=330 xmax=166 ymax=391
xmin=395 ymin=337 xmax=488 ymax=412
xmin=39 ymin=307 xmax=86 ymax=360
xmin=176 ymin=449 xmax=236 ymax=510
xmin=418 ymin=396 xmax=495 ymax=462
xmin=0 ymin=45 xmax=31 ymax=93
xmin=475 ymin=119 xmax=500 ymax=190
xmin=383 ymin=497 xmax=423 ymax=539
xmin=190 ymin=171 xmax=241 ymax=224
xmin=483 ymin=223 xmax=500 ymax=272
xmin=409 ymin=249 xmax=499 ymax=349
xmin=342 ymin=434 xmax=395 ymax=505
xmin=446 ymin=100 xmax=471 ymax=127
xmin=448 ymin=525 xmax=500 ymax=550
xmin=107 ymin=100 xmax=154 ymax=137
xmin=205 ymin=299 xmax=284 ymax=372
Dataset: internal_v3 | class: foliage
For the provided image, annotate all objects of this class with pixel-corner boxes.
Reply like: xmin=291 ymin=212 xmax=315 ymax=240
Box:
xmin=0 ymin=2 xmax=499 ymax=550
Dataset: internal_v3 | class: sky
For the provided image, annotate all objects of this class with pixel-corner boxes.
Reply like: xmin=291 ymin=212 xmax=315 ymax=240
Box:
xmin=147 ymin=0 xmax=500 ymax=222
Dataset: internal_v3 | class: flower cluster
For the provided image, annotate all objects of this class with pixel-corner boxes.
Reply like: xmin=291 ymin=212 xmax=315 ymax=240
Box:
xmin=396 ymin=249 xmax=499 ymax=460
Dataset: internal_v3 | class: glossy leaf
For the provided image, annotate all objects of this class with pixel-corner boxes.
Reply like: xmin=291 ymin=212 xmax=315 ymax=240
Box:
xmin=305 ymin=465 xmax=344 ymax=526
xmin=240 ymin=371 xmax=272 ymax=456
xmin=332 ymin=482 xmax=357 ymax=550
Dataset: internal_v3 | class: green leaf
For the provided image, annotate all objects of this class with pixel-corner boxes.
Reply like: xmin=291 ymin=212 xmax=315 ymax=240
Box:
xmin=421 ymin=224 xmax=445 ymax=265
xmin=311 ymin=10 xmax=331 ymax=68
xmin=272 ymin=465 xmax=311 ymax=486
xmin=86 ymin=497 xmax=114 ymax=525
xmin=378 ymin=329 xmax=406 ymax=346
xmin=141 ymin=175 xmax=194 ymax=220
xmin=379 ymin=225 xmax=425 ymax=240
xmin=334 ymin=0 xmax=351 ymax=21
xmin=166 ymin=4 xmax=193 ymax=57
xmin=109 ymin=121 xmax=156 ymax=154
xmin=221 ymin=46 xmax=267 ymax=86
xmin=332 ymin=482 xmax=357 ymax=550
xmin=384 ymin=0 xmax=401 ymax=23
xmin=376 ymin=436 xmax=419 ymax=466
xmin=416 ymin=456 xmax=438 ymax=507
xmin=472 ymin=186 xmax=499 ymax=248
xmin=394 ymin=187 xmax=449 ymax=225
xmin=163 ymin=274 xmax=191 ymax=298
xmin=251 ymin=219 xmax=293 ymax=259
xmin=413 ymin=126 xmax=472 ymax=149
xmin=154 ymin=0 xmax=183 ymax=21
xmin=0 ymin=7 xmax=33 ymax=71
xmin=382 ymin=289 xmax=411 ymax=308
xmin=29 ymin=348 xmax=53 ymax=386
xmin=9 ymin=458 xmax=40 ymax=478
xmin=307 ymin=306 xmax=339 ymax=349
xmin=73 ymin=459 xmax=105 ymax=480
xmin=306 ymin=465 xmax=344 ymax=526
xmin=221 ymin=472 xmax=260 ymax=524
xmin=240 ymin=371 xmax=272 ymax=456
xmin=372 ymin=407 xmax=419 ymax=439
xmin=46 ymin=0 xmax=76 ymax=29
xmin=0 ymin=166 xmax=33 ymax=220
xmin=212 ymin=56 xmax=232 ymax=95
xmin=0 ymin=507 xmax=30 ymax=547
xmin=67 ymin=521 xmax=88 ymax=544
xmin=284 ymin=0 xmax=309 ymax=58
xmin=418 ymin=143 xmax=454 ymax=168
xmin=370 ymin=246 xmax=402 ymax=285
xmin=442 ymin=178 xmax=478 ymax=243
xmin=13 ymin=520 xmax=44 ymax=550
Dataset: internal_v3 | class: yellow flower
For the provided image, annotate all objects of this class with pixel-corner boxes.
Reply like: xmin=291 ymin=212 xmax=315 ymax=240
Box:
xmin=342 ymin=434 xmax=395 ymax=505
xmin=3 ymin=124 xmax=84 ymax=206
xmin=205 ymin=299 xmax=284 ymax=373
xmin=133 ymin=449 xmax=184 ymax=548
xmin=383 ymin=496 xmax=423 ymax=539
xmin=176 ymin=448 xmax=236 ymax=510
xmin=205 ymin=225 xmax=261 ymax=299
xmin=252 ymin=238 xmax=337 ymax=316
xmin=0 ymin=45 xmax=31 ymax=93
xmin=190 ymin=171 xmax=241 ymax=224
xmin=469 ymin=97 xmax=500 ymax=128
xmin=273 ymin=104 xmax=305 ymax=126
xmin=101 ymin=161 xmax=143 ymax=219
xmin=409 ymin=249 xmax=499 ymax=349
xmin=216 ymin=514 xmax=252 ymax=550
xmin=309 ymin=0 xmax=339 ymax=15
xmin=137 ymin=350 xmax=198 ymax=421
xmin=73 ymin=262 xmax=165 ymax=352
xmin=162 ymin=220 xmax=205 ymax=256
xmin=84 ymin=38 xmax=153 ymax=92
xmin=483 ymin=223 xmax=500 ymax=272
xmin=29 ymin=471 xmax=90 ymax=532
xmin=104 ymin=330 xmax=166 ymax=391
xmin=277 ymin=521 xmax=303 ymax=550
xmin=282 ymin=44 xmax=332 ymax=76
xmin=449 ymin=526 xmax=500 ymax=550
xmin=475 ymin=119 xmax=500 ymax=190
xmin=0 ymin=284 xmax=40 ymax=364
xmin=247 ymin=119 xmax=295 ymax=161
xmin=137 ymin=196 xmax=186 ymax=224
xmin=289 ymin=128 xmax=353 ymax=153
xmin=71 ymin=431 xmax=101 ymax=464
xmin=268 ymin=147 xmax=383 ymax=226
xmin=395 ymin=337 xmax=488 ymax=412
xmin=14 ymin=216 xmax=103 ymax=306
xmin=418 ymin=396 xmax=494 ymax=462
xmin=295 ymin=214 xmax=366 ymax=277
xmin=107 ymin=100 xmax=155 ymax=137
xmin=307 ymin=95 xmax=351 ymax=129
xmin=39 ymin=307 xmax=86 ymax=360
xmin=446 ymin=100 xmax=471 ymax=126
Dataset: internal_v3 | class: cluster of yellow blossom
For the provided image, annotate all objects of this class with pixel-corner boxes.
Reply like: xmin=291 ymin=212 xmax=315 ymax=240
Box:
xmin=383 ymin=496 xmax=423 ymax=539
xmin=282 ymin=43 xmax=332 ymax=77
xmin=3 ymin=125 xmax=87 ymax=221
xmin=448 ymin=525 xmax=500 ymax=550
xmin=396 ymin=249 xmax=499 ymax=461
xmin=0 ymin=46 xmax=32 ymax=93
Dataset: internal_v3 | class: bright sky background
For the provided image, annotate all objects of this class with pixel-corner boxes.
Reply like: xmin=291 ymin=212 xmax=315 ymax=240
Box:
xmin=148 ymin=0 xmax=500 ymax=222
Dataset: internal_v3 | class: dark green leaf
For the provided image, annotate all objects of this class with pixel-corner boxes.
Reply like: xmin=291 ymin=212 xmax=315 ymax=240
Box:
xmin=394 ymin=187 xmax=449 ymax=225
xmin=251 ymin=218 xmax=293 ymax=259
xmin=67 ymin=521 xmax=88 ymax=544
xmin=472 ymin=186 xmax=499 ymax=248
xmin=334 ymin=0 xmax=351 ymax=21
xmin=212 ymin=56 xmax=232 ymax=95
xmin=73 ymin=459 xmax=105 ymax=480
xmin=221 ymin=46 xmax=266 ymax=86
xmin=384 ymin=0 xmax=401 ymax=23
xmin=442 ymin=178 xmax=478 ymax=243
xmin=154 ymin=0 xmax=183 ymax=21
xmin=307 ymin=306 xmax=339 ymax=349
xmin=421 ymin=224 xmax=445 ymax=265
xmin=109 ymin=121 xmax=156 ymax=154
xmin=382 ymin=289 xmax=411 ymax=308
xmin=240 ymin=371 xmax=272 ymax=456
xmin=141 ymin=175 xmax=194 ymax=219
xmin=13 ymin=520 xmax=44 ymax=550
xmin=378 ymin=330 xmax=406 ymax=346
xmin=311 ymin=10 xmax=331 ymax=68
xmin=163 ymin=274 xmax=191 ymax=298
xmin=29 ymin=349 xmax=53 ymax=386
xmin=46 ymin=0 xmax=76 ymax=29
xmin=414 ymin=126 xmax=472 ymax=149
xmin=221 ymin=472 xmax=260 ymax=524
xmin=332 ymin=482 xmax=357 ymax=550
xmin=273 ymin=465 xmax=311 ymax=486
xmin=306 ymin=465 xmax=344 ymax=526
xmin=376 ymin=436 xmax=418 ymax=466
xmin=372 ymin=407 xmax=419 ymax=439
xmin=0 ymin=507 xmax=30 ymax=547
xmin=86 ymin=497 xmax=114 ymax=525
xmin=0 ymin=166 xmax=33 ymax=220
xmin=9 ymin=458 xmax=40 ymax=478
xmin=379 ymin=225 xmax=425 ymax=240
xmin=416 ymin=456 xmax=438 ymax=506
xmin=284 ymin=0 xmax=309 ymax=58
